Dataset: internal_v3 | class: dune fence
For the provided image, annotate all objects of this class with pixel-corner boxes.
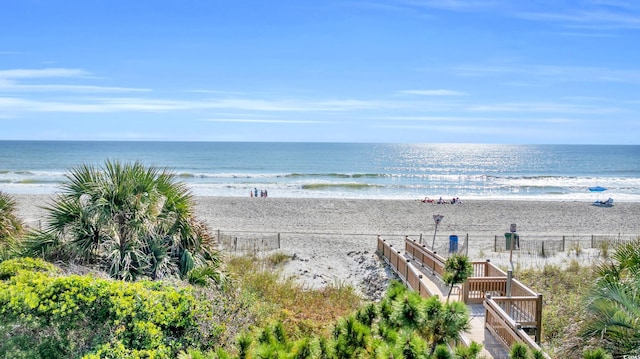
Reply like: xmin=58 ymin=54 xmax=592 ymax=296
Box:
xmin=493 ymin=233 xmax=640 ymax=257
xmin=215 ymin=230 xmax=281 ymax=252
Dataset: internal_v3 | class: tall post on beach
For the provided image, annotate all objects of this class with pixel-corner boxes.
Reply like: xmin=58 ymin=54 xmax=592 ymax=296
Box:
xmin=507 ymin=223 xmax=516 ymax=298
xmin=431 ymin=214 xmax=444 ymax=252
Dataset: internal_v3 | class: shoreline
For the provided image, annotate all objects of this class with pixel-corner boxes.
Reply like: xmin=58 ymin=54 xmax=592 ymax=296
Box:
xmin=11 ymin=194 xmax=640 ymax=296
xmin=15 ymin=194 xmax=640 ymax=234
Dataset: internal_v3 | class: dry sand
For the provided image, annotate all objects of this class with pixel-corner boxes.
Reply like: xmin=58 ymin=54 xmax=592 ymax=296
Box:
xmin=12 ymin=194 xmax=640 ymax=299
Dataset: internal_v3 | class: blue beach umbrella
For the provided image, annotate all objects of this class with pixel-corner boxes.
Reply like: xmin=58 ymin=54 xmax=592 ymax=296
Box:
xmin=588 ymin=186 xmax=607 ymax=192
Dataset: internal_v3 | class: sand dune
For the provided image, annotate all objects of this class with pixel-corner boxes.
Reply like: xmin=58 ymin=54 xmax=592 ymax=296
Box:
xmin=12 ymin=194 xmax=640 ymax=298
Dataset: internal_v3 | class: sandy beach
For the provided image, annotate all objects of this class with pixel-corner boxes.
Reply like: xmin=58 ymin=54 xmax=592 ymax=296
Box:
xmin=12 ymin=194 xmax=640 ymax=299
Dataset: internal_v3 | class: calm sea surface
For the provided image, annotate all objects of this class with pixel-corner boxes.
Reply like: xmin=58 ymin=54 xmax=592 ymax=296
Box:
xmin=1 ymin=141 xmax=639 ymax=201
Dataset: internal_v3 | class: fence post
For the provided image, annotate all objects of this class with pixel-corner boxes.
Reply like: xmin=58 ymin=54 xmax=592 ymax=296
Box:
xmin=494 ymin=235 xmax=497 ymax=252
xmin=562 ymin=236 xmax=565 ymax=252
xmin=591 ymin=235 xmax=594 ymax=249
xmin=466 ymin=233 xmax=469 ymax=256
xmin=278 ymin=233 xmax=281 ymax=249
xmin=420 ymin=233 xmax=423 ymax=244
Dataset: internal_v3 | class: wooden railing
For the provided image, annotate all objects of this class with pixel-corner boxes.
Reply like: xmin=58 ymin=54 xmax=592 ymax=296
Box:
xmin=377 ymin=236 xmax=436 ymax=298
xmin=485 ymin=296 xmax=547 ymax=355
xmin=404 ymin=237 xmax=447 ymax=277
xmin=380 ymin=236 xmax=548 ymax=357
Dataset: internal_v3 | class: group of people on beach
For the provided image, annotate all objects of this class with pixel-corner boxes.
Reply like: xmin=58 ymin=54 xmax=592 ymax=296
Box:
xmin=251 ymin=188 xmax=268 ymax=198
xmin=421 ymin=196 xmax=462 ymax=204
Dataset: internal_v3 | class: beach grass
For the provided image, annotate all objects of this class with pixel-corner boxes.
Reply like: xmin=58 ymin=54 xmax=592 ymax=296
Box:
xmin=226 ymin=252 xmax=363 ymax=338
xmin=517 ymin=260 xmax=598 ymax=356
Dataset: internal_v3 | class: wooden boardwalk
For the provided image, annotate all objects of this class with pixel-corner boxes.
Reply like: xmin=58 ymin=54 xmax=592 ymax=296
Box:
xmin=378 ymin=236 xmax=549 ymax=358
xmin=413 ymin=266 xmax=510 ymax=359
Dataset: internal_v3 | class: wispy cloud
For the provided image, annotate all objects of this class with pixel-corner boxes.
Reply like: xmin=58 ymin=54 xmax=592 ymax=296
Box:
xmin=468 ymin=102 xmax=623 ymax=114
xmin=0 ymin=96 xmax=398 ymax=114
xmin=0 ymin=68 xmax=150 ymax=93
xmin=363 ymin=0 xmax=640 ymax=32
xmin=514 ymin=0 xmax=640 ymax=30
xmin=202 ymin=118 xmax=329 ymax=124
xmin=0 ymin=83 xmax=151 ymax=93
xmin=453 ymin=64 xmax=640 ymax=84
xmin=349 ymin=0 xmax=497 ymax=14
xmin=0 ymin=68 xmax=88 ymax=79
xmin=397 ymin=0 xmax=499 ymax=12
xmin=364 ymin=115 xmax=493 ymax=121
xmin=399 ymin=89 xmax=468 ymax=96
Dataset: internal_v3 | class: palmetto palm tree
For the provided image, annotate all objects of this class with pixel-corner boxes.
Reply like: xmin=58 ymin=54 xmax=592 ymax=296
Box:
xmin=0 ymin=191 xmax=24 ymax=261
xmin=23 ymin=160 xmax=221 ymax=281
xmin=582 ymin=239 xmax=640 ymax=357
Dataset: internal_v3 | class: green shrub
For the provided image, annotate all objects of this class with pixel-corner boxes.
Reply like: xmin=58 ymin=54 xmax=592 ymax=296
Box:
xmin=0 ymin=257 xmax=57 ymax=279
xmin=0 ymin=258 xmax=225 ymax=358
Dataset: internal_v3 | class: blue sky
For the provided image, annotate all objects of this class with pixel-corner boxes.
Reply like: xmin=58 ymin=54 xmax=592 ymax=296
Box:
xmin=1 ymin=1 xmax=639 ymax=144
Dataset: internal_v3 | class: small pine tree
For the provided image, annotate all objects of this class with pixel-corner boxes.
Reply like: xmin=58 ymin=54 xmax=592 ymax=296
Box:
xmin=509 ymin=342 xmax=530 ymax=359
xmin=443 ymin=254 xmax=473 ymax=302
xmin=453 ymin=341 xmax=483 ymax=359
xmin=433 ymin=344 xmax=453 ymax=359
xmin=583 ymin=348 xmax=612 ymax=359
xmin=236 ymin=333 xmax=253 ymax=359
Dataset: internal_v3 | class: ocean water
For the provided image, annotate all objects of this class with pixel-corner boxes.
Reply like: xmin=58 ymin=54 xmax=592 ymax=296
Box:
xmin=1 ymin=141 xmax=639 ymax=201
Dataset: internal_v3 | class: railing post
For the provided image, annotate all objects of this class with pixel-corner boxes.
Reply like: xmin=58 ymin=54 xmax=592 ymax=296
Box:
xmin=432 ymin=251 xmax=436 ymax=275
xmin=485 ymin=259 xmax=490 ymax=277
xmin=462 ymin=281 xmax=469 ymax=303
xmin=536 ymin=293 xmax=543 ymax=344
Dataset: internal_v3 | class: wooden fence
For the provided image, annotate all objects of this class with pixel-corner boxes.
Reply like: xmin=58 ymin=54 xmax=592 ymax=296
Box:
xmin=494 ymin=233 xmax=639 ymax=257
xmin=216 ymin=230 xmax=281 ymax=252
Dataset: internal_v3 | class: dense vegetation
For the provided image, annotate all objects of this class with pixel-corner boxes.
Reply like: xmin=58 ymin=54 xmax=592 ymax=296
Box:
xmin=21 ymin=160 xmax=222 ymax=282
xmin=2 ymin=159 xmax=639 ymax=358
xmin=518 ymin=239 xmax=640 ymax=358
xmin=0 ymin=162 xmax=483 ymax=359
xmin=0 ymin=191 xmax=24 ymax=261
xmin=0 ymin=256 xmax=483 ymax=359
xmin=0 ymin=257 xmax=224 ymax=358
